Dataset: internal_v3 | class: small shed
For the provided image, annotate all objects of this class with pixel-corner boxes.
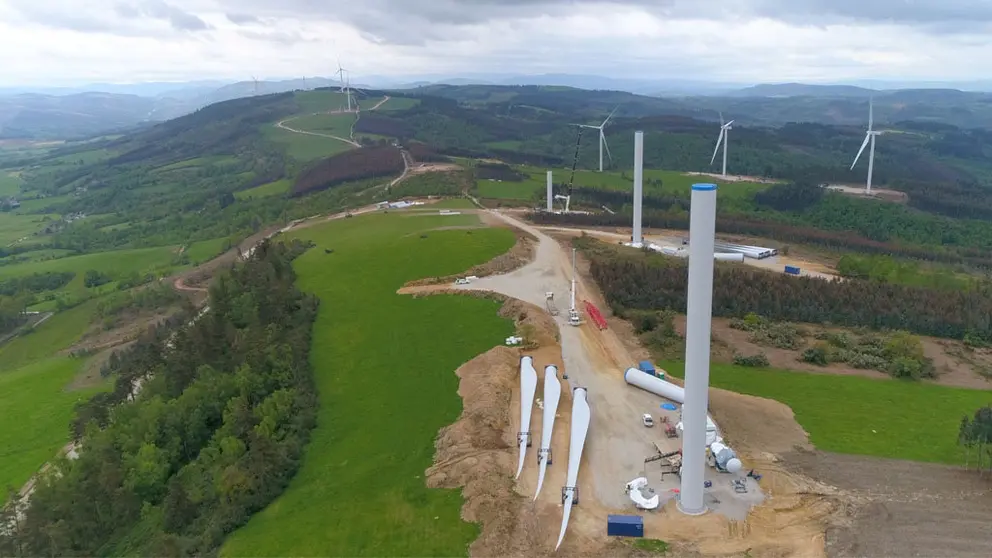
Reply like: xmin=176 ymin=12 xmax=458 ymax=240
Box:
xmin=607 ymin=514 xmax=644 ymax=538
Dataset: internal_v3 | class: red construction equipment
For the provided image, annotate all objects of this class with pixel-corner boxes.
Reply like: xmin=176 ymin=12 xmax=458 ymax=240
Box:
xmin=583 ymin=300 xmax=608 ymax=330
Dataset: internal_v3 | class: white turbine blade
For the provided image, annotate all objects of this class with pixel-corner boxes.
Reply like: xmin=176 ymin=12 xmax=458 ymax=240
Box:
xmin=719 ymin=111 xmax=724 ymax=126
xmin=602 ymin=131 xmax=613 ymax=164
xmin=710 ymin=129 xmax=725 ymax=165
xmin=851 ymin=133 xmax=870 ymax=170
xmin=868 ymin=98 xmax=874 ymax=131
xmin=602 ymin=105 xmax=619 ymax=127
xmin=724 ymin=120 xmax=735 ymax=128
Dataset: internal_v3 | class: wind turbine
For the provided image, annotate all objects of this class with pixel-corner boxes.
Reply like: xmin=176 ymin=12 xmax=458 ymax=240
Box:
xmin=336 ymin=60 xmax=354 ymax=112
xmin=577 ymin=106 xmax=618 ymax=172
xmin=709 ymin=112 xmax=734 ymax=178
xmin=850 ymin=98 xmax=882 ymax=195
xmin=251 ymin=76 xmax=259 ymax=96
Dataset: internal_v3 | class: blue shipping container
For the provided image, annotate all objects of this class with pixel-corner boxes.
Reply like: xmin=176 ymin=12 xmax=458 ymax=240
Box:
xmin=607 ymin=514 xmax=644 ymax=537
xmin=784 ymin=265 xmax=801 ymax=275
xmin=638 ymin=360 xmax=656 ymax=376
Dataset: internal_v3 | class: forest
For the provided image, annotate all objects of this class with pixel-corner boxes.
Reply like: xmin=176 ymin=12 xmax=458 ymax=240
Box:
xmin=577 ymin=237 xmax=992 ymax=343
xmin=291 ymin=146 xmax=404 ymax=196
xmin=958 ymin=406 xmax=992 ymax=475
xmin=0 ymin=240 xmax=320 ymax=556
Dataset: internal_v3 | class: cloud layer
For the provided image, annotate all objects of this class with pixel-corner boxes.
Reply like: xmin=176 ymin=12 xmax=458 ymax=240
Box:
xmin=2 ymin=0 xmax=992 ymax=86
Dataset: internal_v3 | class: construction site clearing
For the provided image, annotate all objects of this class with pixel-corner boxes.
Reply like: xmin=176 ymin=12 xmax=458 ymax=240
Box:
xmin=400 ymin=207 xmax=846 ymax=557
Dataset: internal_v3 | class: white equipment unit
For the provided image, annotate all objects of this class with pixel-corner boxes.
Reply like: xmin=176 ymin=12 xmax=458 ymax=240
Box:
xmin=567 ymin=248 xmax=581 ymax=327
xmin=679 ymin=183 xmax=719 ymax=516
xmin=625 ymin=477 xmax=661 ymax=510
xmin=556 ymin=387 xmax=590 ymax=551
xmin=535 ymin=365 xmax=561 ymax=499
xmin=708 ymin=440 xmax=743 ymax=474
xmin=516 ymin=356 xmax=538 ymax=479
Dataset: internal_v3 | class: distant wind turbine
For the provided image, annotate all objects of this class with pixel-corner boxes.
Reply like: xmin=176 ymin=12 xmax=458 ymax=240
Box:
xmin=336 ymin=60 xmax=354 ymax=112
xmin=251 ymin=76 xmax=259 ymax=96
xmin=709 ymin=112 xmax=734 ymax=178
xmin=577 ymin=106 xmax=618 ymax=172
xmin=850 ymin=98 xmax=882 ymax=195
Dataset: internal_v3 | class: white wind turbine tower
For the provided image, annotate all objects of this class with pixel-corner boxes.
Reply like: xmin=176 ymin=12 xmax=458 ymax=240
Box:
xmin=709 ymin=112 xmax=734 ymax=178
xmin=251 ymin=76 xmax=259 ymax=96
xmin=577 ymin=106 xmax=618 ymax=172
xmin=336 ymin=61 xmax=354 ymax=112
xmin=850 ymin=98 xmax=882 ymax=195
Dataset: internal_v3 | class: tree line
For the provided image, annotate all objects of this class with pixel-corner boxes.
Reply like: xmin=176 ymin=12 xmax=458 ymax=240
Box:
xmin=578 ymin=238 xmax=992 ymax=342
xmin=0 ymin=239 xmax=320 ymax=556
xmin=291 ymin=146 xmax=404 ymax=197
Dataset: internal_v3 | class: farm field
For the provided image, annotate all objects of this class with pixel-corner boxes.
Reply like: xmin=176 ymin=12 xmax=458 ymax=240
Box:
xmin=235 ymin=179 xmax=291 ymax=200
xmin=661 ymin=360 xmax=991 ymax=464
xmin=0 ymin=171 xmax=21 ymax=196
xmin=477 ymin=165 xmax=772 ymax=204
xmin=291 ymin=113 xmax=356 ymax=136
xmin=0 ymin=300 xmax=108 ymax=491
xmin=0 ymin=212 xmax=58 ymax=245
xmin=376 ymin=97 xmax=420 ymax=111
xmin=430 ymin=198 xmax=477 ymax=209
xmin=295 ymin=90 xmax=351 ymax=114
xmin=263 ymin=125 xmax=354 ymax=161
xmin=184 ymin=237 xmax=228 ymax=264
xmin=0 ymin=245 xmax=181 ymax=302
xmin=221 ymin=211 xmax=516 ymax=556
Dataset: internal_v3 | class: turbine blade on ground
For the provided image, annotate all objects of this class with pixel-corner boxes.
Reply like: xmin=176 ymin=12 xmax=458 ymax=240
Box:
xmin=851 ymin=133 xmax=871 ymax=170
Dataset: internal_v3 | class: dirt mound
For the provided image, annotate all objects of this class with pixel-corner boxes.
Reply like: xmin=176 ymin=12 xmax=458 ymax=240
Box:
xmin=709 ymin=389 xmax=812 ymax=456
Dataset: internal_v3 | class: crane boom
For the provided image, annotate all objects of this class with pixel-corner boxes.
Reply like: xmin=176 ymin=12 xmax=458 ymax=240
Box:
xmin=566 ymin=127 xmax=583 ymax=198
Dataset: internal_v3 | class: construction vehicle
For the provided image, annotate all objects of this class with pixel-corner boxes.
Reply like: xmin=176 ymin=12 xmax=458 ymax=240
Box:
xmin=642 ymin=414 xmax=655 ymax=427
xmin=661 ymin=416 xmax=678 ymax=439
xmin=545 ymin=292 xmax=559 ymax=316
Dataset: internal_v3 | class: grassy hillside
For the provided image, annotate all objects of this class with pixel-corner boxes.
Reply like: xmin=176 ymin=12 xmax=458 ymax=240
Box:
xmin=222 ymin=211 xmax=515 ymax=556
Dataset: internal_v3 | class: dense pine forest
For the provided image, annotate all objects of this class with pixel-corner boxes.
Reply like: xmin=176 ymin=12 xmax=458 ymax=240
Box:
xmin=0 ymin=240 xmax=319 ymax=556
xmin=577 ymin=237 xmax=992 ymax=343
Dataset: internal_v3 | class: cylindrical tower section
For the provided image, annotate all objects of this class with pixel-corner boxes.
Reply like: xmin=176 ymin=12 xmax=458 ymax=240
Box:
xmin=678 ymin=183 xmax=718 ymax=515
xmin=546 ymin=170 xmax=554 ymax=212
xmin=632 ymin=131 xmax=644 ymax=245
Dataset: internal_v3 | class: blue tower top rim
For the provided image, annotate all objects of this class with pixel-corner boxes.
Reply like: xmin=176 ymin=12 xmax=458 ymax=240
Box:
xmin=691 ymin=183 xmax=718 ymax=191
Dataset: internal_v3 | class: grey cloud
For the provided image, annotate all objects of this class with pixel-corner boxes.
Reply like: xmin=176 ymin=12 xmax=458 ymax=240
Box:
xmin=115 ymin=1 xmax=211 ymax=31
xmin=221 ymin=0 xmax=992 ymax=45
xmin=237 ymin=29 xmax=309 ymax=45
xmin=226 ymin=13 xmax=261 ymax=25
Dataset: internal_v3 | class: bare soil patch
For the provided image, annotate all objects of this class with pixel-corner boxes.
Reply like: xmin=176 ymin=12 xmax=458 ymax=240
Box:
xmin=784 ymin=450 xmax=992 ymax=558
xmin=823 ymin=184 xmax=909 ymax=204
xmin=408 ymin=162 xmax=463 ymax=174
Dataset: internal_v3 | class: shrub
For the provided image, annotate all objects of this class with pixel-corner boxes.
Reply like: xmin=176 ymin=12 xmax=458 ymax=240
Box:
xmin=734 ymin=353 xmax=770 ymax=367
xmin=801 ymin=345 xmax=829 ymax=366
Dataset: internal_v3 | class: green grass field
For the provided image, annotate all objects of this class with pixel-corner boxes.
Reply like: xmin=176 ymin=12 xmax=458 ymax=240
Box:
xmin=0 ymin=246 xmax=180 ymax=300
xmin=376 ymin=97 xmax=420 ymax=111
xmin=290 ymin=113 xmax=356 ymax=136
xmin=430 ymin=198 xmax=477 ymax=209
xmin=235 ymin=179 xmax=292 ymax=200
xmin=263 ymin=125 xmax=354 ymax=161
xmin=0 ymin=300 xmax=109 ymax=492
xmin=185 ymin=237 xmax=228 ymax=264
xmin=662 ymin=361 xmax=992 ymax=464
xmin=0 ymin=171 xmax=21 ymax=197
xmin=222 ymin=212 xmax=516 ymax=556
xmin=295 ymin=90 xmax=350 ymax=114
xmin=152 ymin=156 xmax=237 ymax=173
xmin=477 ymin=166 xmax=771 ymax=206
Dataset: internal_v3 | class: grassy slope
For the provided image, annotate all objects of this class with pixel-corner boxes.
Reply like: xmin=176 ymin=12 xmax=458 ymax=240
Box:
xmin=234 ymin=179 xmax=291 ymax=200
xmin=0 ymin=300 xmax=106 ymax=491
xmin=0 ymin=212 xmax=58 ymax=245
xmin=478 ymin=166 xmax=770 ymax=203
xmin=0 ymin=246 xmax=179 ymax=298
xmin=262 ymin=126 xmax=354 ymax=161
xmin=0 ymin=171 xmax=21 ymax=197
xmin=662 ymin=361 xmax=992 ymax=464
xmin=222 ymin=212 xmax=515 ymax=557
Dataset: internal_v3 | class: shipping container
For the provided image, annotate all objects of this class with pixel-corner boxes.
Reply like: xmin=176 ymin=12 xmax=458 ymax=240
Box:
xmin=607 ymin=514 xmax=644 ymax=537
xmin=637 ymin=360 xmax=656 ymax=376
xmin=784 ymin=265 xmax=801 ymax=276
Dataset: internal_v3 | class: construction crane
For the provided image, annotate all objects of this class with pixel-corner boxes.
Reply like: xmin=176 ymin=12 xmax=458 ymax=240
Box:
xmin=554 ymin=126 xmax=584 ymax=213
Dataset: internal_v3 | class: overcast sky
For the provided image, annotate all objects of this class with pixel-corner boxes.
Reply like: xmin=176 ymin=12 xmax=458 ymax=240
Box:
xmin=4 ymin=0 xmax=992 ymax=86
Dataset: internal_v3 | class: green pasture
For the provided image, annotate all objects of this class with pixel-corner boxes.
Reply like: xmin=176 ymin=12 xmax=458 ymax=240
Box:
xmin=263 ymin=125 xmax=354 ymax=161
xmin=235 ymin=179 xmax=291 ymax=200
xmin=185 ymin=237 xmax=228 ymax=264
xmin=0 ymin=300 xmax=109 ymax=493
xmin=290 ymin=113 xmax=356 ymax=136
xmin=0 ymin=246 xmax=180 ymax=300
xmin=662 ymin=361 xmax=992 ymax=465
xmin=294 ymin=90 xmax=350 ymax=114
xmin=0 ymin=172 xmax=21 ymax=197
xmin=375 ymin=97 xmax=420 ymax=111
xmin=222 ymin=211 xmax=516 ymax=556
